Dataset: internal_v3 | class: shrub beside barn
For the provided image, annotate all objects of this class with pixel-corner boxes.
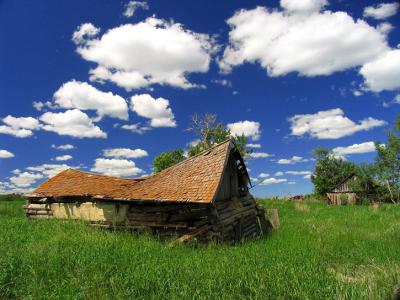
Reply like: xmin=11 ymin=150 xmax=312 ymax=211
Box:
xmin=25 ymin=139 xmax=271 ymax=243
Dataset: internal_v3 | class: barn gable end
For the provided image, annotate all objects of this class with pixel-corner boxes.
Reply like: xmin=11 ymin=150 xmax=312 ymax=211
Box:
xmin=214 ymin=143 xmax=250 ymax=202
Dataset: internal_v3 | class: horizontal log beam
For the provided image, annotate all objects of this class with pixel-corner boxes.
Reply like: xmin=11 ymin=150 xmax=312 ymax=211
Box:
xmin=26 ymin=210 xmax=52 ymax=216
xmin=23 ymin=204 xmax=50 ymax=210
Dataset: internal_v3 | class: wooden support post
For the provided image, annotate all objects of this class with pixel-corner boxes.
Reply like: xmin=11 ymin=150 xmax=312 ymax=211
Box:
xmin=265 ymin=208 xmax=280 ymax=229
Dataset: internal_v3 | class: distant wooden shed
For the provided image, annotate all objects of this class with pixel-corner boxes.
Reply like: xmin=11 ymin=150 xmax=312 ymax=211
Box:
xmin=25 ymin=139 xmax=270 ymax=243
xmin=327 ymin=173 xmax=359 ymax=205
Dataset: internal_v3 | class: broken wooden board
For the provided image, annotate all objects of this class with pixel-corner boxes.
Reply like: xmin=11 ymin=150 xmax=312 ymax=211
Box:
xmin=265 ymin=208 xmax=280 ymax=229
xmin=173 ymin=225 xmax=210 ymax=244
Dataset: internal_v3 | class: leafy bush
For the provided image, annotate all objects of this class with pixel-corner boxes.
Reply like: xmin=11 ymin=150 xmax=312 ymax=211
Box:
xmin=311 ymin=148 xmax=356 ymax=196
xmin=152 ymin=149 xmax=186 ymax=173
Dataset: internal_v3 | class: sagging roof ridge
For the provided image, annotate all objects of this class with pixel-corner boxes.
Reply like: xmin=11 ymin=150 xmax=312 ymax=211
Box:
xmin=56 ymin=168 xmax=146 ymax=181
xmin=153 ymin=138 xmax=233 ymax=174
xmin=55 ymin=139 xmax=233 ymax=182
xmin=27 ymin=138 xmax=234 ymax=203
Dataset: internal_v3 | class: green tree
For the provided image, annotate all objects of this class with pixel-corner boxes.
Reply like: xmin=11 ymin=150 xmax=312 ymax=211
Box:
xmin=152 ymin=113 xmax=251 ymax=173
xmin=232 ymin=134 xmax=249 ymax=159
xmin=374 ymin=114 xmax=400 ymax=203
xmin=349 ymin=163 xmax=382 ymax=203
xmin=311 ymin=147 xmax=356 ymax=196
xmin=152 ymin=149 xmax=185 ymax=173
xmin=186 ymin=113 xmax=250 ymax=158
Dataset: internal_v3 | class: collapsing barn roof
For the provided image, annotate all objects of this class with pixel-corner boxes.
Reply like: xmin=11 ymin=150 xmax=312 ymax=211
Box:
xmin=28 ymin=139 xmax=250 ymax=204
xmin=25 ymin=139 xmax=271 ymax=243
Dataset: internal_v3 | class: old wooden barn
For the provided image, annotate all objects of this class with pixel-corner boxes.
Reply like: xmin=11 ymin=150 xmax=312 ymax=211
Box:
xmin=25 ymin=139 xmax=270 ymax=243
xmin=326 ymin=173 xmax=359 ymax=205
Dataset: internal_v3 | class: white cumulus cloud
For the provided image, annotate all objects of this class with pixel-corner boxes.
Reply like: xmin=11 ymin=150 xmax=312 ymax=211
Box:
xmin=120 ymin=123 xmax=152 ymax=134
xmin=258 ymin=173 xmax=270 ymax=178
xmin=286 ymin=170 xmax=312 ymax=175
xmin=27 ymin=164 xmax=72 ymax=178
xmin=260 ymin=177 xmax=288 ymax=185
xmin=53 ymin=80 xmax=128 ymax=120
xmin=212 ymin=79 xmax=232 ymax=87
xmin=278 ymin=156 xmax=309 ymax=164
xmin=51 ymin=144 xmax=75 ymax=150
xmin=130 ymin=94 xmax=176 ymax=127
xmin=123 ymin=1 xmax=149 ymax=18
xmin=377 ymin=22 xmax=394 ymax=35
xmin=289 ymin=108 xmax=386 ymax=139
xmin=102 ymin=148 xmax=148 ymax=159
xmin=33 ymin=101 xmax=45 ymax=111
xmin=359 ymin=49 xmax=400 ymax=92
xmin=280 ymin=0 xmax=327 ymax=14
xmin=0 ymin=149 xmax=14 ymax=158
xmin=0 ymin=115 xmax=40 ymax=138
xmin=227 ymin=121 xmax=260 ymax=141
xmin=363 ymin=2 xmax=399 ymax=20
xmin=3 ymin=116 xmax=40 ymax=129
xmin=55 ymin=155 xmax=72 ymax=161
xmin=219 ymin=5 xmax=388 ymax=77
xmin=248 ymin=152 xmax=270 ymax=159
xmin=72 ymin=23 xmax=100 ymax=45
xmin=40 ymin=109 xmax=107 ymax=138
xmin=75 ymin=17 xmax=216 ymax=90
xmin=246 ymin=143 xmax=261 ymax=148
xmin=10 ymin=172 xmax=43 ymax=187
xmin=91 ymin=158 xmax=144 ymax=177
xmin=32 ymin=101 xmax=58 ymax=112
xmin=332 ymin=141 xmax=376 ymax=157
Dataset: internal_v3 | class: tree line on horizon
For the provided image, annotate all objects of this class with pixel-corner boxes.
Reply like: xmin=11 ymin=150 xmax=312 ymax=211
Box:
xmin=312 ymin=114 xmax=400 ymax=203
xmin=152 ymin=113 xmax=399 ymax=203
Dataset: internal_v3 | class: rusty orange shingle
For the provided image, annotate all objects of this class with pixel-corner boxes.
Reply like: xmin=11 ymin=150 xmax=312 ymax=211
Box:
xmin=29 ymin=140 xmax=232 ymax=204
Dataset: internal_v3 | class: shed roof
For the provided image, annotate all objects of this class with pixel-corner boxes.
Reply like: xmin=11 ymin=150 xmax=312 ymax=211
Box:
xmin=28 ymin=139 xmax=246 ymax=203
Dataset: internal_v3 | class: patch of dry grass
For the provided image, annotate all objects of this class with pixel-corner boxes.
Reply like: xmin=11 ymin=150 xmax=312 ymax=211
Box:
xmin=295 ymin=202 xmax=310 ymax=212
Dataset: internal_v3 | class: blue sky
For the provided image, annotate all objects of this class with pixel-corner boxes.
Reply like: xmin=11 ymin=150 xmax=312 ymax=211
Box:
xmin=0 ymin=0 xmax=399 ymax=197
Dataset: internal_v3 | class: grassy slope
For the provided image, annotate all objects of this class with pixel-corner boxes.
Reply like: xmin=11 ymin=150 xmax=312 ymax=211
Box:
xmin=0 ymin=196 xmax=399 ymax=299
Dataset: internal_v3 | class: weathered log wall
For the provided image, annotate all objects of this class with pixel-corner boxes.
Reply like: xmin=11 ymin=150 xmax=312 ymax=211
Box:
xmin=51 ymin=202 xmax=128 ymax=223
xmin=327 ymin=192 xmax=357 ymax=205
xmin=213 ymin=195 xmax=268 ymax=242
xmin=24 ymin=200 xmax=53 ymax=219
xmin=25 ymin=194 xmax=270 ymax=243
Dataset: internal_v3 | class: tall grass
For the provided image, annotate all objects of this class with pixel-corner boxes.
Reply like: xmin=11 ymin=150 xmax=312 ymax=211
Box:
xmin=0 ymin=195 xmax=399 ymax=299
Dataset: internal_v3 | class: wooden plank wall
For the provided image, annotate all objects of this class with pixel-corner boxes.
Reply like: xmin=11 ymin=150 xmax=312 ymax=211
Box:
xmin=327 ymin=193 xmax=357 ymax=205
xmin=25 ymin=194 xmax=269 ymax=243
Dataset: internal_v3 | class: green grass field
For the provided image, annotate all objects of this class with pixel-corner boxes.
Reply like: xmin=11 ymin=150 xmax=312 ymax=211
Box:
xmin=1 ymin=195 xmax=399 ymax=299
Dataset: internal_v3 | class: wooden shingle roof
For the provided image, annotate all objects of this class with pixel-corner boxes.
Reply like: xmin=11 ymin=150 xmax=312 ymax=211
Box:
xmin=28 ymin=139 xmax=238 ymax=203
